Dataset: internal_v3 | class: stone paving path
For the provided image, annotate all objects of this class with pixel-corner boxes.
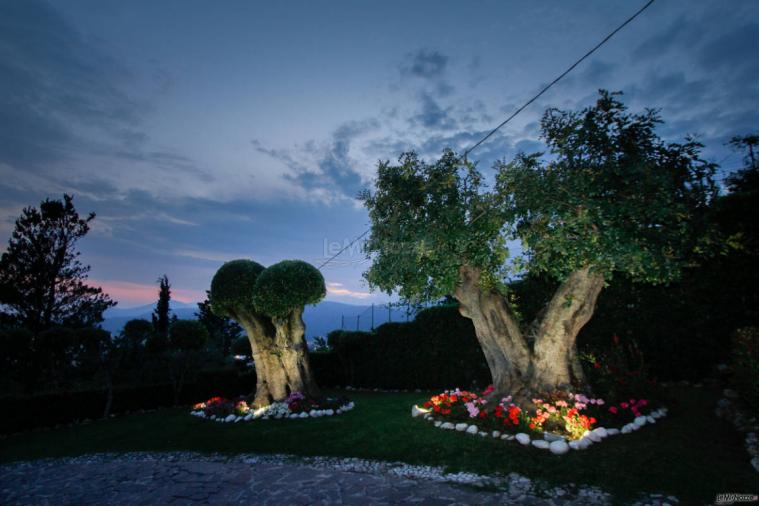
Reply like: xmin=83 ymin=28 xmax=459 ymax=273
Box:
xmin=0 ymin=453 xmax=676 ymax=505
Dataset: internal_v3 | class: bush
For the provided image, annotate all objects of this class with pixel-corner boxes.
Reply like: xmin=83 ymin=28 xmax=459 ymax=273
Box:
xmin=0 ymin=367 xmax=257 ymax=434
xmin=731 ymin=327 xmax=759 ymax=411
xmin=323 ymin=305 xmax=489 ymax=390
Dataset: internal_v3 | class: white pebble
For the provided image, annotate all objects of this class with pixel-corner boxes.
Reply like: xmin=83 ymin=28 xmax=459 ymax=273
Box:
xmin=515 ymin=433 xmax=530 ymax=445
xmin=549 ymin=440 xmax=570 ymax=455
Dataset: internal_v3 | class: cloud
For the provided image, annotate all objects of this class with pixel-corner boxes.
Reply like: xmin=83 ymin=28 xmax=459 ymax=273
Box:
xmin=0 ymin=0 xmax=146 ymax=168
xmin=398 ymin=48 xmax=455 ymax=97
xmin=253 ymin=118 xmax=380 ymax=200
xmin=171 ymin=248 xmax=254 ymax=263
xmin=631 ymin=21 xmax=702 ymax=63
xmin=326 ymin=282 xmax=371 ymax=300
xmin=412 ymin=92 xmax=459 ymax=130
xmin=698 ymin=23 xmax=759 ymax=79
xmin=400 ymin=49 xmax=449 ymax=79
xmin=0 ymin=0 xmax=224 ymax=206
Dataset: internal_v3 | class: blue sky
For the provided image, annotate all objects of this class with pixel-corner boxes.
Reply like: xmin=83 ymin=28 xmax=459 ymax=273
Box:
xmin=1 ymin=0 xmax=757 ymax=307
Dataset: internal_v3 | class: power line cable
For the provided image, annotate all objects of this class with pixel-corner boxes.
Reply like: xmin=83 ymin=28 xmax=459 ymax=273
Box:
xmin=318 ymin=0 xmax=656 ymax=270
xmin=463 ymin=0 xmax=655 ymax=158
xmin=317 ymin=228 xmax=370 ymax=270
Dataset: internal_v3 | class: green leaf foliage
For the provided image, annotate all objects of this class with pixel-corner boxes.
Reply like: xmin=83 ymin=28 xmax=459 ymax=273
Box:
xmin=495 ymin=90 xmax=718 ymax=283
xmin=209 ymin=259 xmax=266 ymax=317
xmin=363 ymin=91 xmax=720 ymax=304
xmin=252 ymin=260 xmax=325 ymax=318
xmin=361 ymin=149 xmax=509 ymax=301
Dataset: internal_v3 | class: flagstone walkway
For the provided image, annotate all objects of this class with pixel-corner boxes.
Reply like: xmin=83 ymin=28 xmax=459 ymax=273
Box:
xmin=0 ymin=453 xmax=675 ymax=505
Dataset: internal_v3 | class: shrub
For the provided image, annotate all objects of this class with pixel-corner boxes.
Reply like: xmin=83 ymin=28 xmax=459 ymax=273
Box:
xmin=731 ymin=327 xmax=759 ymax=411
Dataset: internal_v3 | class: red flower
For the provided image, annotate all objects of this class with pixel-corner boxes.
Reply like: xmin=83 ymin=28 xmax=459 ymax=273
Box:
xmin=613 ymin=334 xmax=620 ymax=346
xmin=479 ymin=410 xmax=488 ymax=419
xmin=593 ymin=361 xmax=601 ymax=369
xmin=609 ymin=406 xmax=618 ymax=414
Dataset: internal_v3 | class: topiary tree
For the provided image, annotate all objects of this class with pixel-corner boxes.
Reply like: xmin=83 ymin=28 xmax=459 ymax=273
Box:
xmin=209 ymin=259 xmax=325 ymax=406
xmin=362 ymin=91 xmax=717 ymax=401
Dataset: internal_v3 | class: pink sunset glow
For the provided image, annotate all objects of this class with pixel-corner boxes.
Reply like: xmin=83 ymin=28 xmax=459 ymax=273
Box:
xmin=90 ymin=279 xmax=205 ymax=307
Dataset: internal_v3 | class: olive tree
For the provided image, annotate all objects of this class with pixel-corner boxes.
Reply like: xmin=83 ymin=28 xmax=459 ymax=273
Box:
xmin=210 ymin=259 xmax=325 ymax=406
xmin=362 ymin=91 xmax=717 ymax=400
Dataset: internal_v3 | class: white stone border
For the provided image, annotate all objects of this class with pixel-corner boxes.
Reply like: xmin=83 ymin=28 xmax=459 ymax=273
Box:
xmin=192 ymin=401 xmax=355 ymax=423
xmin=411 ymin=404 xmax=668 ymax=454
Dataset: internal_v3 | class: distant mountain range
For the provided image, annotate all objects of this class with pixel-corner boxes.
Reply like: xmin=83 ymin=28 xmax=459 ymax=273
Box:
xmin=102 ymin=300 xmax=415 ymax=341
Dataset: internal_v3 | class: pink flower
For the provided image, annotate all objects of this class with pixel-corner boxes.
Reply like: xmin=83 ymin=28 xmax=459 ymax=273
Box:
xmin=609 ymin=406 xmax=618 ymax=414
xmin=465 ymin=402 xmax=480 ymax=418
xmin=596 ymin=399 xmax=605 ymax=406
xmin=620 ymin=402 xmax=629 ymax=409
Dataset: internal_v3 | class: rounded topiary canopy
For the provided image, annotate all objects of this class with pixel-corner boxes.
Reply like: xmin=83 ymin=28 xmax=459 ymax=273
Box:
xmin=253 ymin=260 xmax=326 ymax=318
xmin=210 ymin=259 xmax=266 ymax=317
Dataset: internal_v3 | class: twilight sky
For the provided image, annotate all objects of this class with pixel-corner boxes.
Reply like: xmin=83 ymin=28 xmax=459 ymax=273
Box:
xmin=1 ymin=0 xmax=757 ymax=307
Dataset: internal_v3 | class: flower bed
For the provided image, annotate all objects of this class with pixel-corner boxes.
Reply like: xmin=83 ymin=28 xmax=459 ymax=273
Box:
xmin=191 ymin=391 xmax=354 ymax=422
xmin=412 ymin=385 xmax=667 ymax=454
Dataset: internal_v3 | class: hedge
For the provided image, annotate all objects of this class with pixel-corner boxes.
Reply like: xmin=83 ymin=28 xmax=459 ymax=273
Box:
xmin=322 ymin=305 xmax=490 ymax=390
xmin=0 ymin=368 xmax=256 ymax=435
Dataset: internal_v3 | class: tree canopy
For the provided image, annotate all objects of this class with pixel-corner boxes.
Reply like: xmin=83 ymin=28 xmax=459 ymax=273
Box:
xmin=169 ymin=320 xmax=209 ymax=351
xmin=360 ymin=150 xmax=507 ymax=301
xmin=253 ymin=260 xmax=326 ymax=318
xmin=210 ymin=259 xmax=325 ymax=319
xmin=0 ymin=194 xmax=115 ymax=332
xmin=495 ymin=90 xmax=718 ymax=283
xmin=209 ymin=259 xmax=266 ymax=318
xmin=362 ymin=91 xmax=719 ymax=300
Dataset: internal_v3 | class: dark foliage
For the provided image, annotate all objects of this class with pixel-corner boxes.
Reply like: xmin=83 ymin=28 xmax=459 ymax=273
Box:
xmin=0 ymin=194 xmax=115 ymax=333
xmin=151 ymin=275 xmax=173 ymax=339
xmin=196 ymin=291 xmax=242 ymax=356
xmin=322 ymin=305 xmax=490 ymax=390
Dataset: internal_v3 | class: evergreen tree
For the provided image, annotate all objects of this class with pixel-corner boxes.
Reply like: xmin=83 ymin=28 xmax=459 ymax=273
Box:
xmin=196 ymin=291 xmax=242 ymax=356
xmin=0 ymin=194 xmax=115 ymax=333
xmin=151 ymin=275 xmax=172 ymax=339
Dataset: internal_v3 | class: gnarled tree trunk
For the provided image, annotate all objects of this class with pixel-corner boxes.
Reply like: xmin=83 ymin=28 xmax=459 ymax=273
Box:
xmin=453 ymin=264 xmax=604 ymax=401
xmin=272 ymin=308 xmax=321 ymax=398
xmin=529 ymin=267 xmax=604 ymax=392
xmin=236 ymin=309 xmax=321 ymax=407
xmin=236 ymin=313 xmax=281 ymax=407
xmin=454 ymin=266 xmax=531 ymax=397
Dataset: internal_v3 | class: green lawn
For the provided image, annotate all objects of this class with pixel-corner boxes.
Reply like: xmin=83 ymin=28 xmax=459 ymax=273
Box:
xmin=1 ymin=386 xmax=756 ymax=504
